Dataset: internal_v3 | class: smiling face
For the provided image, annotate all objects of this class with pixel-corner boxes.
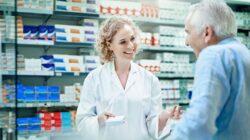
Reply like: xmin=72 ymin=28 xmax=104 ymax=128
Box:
xmin=109 ymin=24 xmax=138 ymax=62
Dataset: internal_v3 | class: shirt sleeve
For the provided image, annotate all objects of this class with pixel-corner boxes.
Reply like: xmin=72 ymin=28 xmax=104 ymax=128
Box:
xmin=166 ymin=49 xmax=233 ymax=140
xmin=146 ymin=75 xmax=162 ymax=139
xmin=76 ymin=73 xmax=99 ymax=140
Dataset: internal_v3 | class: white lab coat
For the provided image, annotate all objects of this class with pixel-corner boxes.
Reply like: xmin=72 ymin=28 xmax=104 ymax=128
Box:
xmin=76 ymin=61 xmax=162 ymax=140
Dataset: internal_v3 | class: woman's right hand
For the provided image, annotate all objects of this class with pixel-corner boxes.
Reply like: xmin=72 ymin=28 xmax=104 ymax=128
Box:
xmin=98 ymin=112 xmax=115 ymax=125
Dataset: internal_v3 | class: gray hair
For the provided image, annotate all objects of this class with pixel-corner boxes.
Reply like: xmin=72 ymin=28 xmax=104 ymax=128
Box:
xmin=187 ymin=0 xmax=237 ymax=39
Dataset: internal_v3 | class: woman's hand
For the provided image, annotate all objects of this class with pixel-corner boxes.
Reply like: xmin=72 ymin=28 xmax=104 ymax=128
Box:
xmin=98 ymin=112 xmax=115 ymax=125
xmin=159 ymin=106 xmax=182 ymax=131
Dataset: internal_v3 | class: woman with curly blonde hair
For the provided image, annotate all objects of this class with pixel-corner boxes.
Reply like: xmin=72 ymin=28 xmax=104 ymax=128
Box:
xmin=76 ymin=16 xmax=180 ymax=140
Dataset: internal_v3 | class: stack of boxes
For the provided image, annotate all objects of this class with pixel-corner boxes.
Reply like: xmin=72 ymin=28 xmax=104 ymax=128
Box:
xmin=161 ymin=79 xmax=193 ymax=102
xmin=0 ymin=111 xmax=15 ymax=129
xmin=17 ymin=117 xmax=41 ymax=134
xmin=17 ymin=0 xmax=54 ymax=11
xmin=158 ymin=26 xmax=186 ymax=47
xmin=17 ymin=54 xmax=25 ymax=70
xmin=41 ymin=55 xmax=55 ymax=72
xmin=23 ymin=25 xmax=55 ymax=41
xmin=17 ymin=54 xmax=100 ymax=73
xmin=100 ymin=0 xmax=141 ymax=17
xmin=61 ymin=83 xmax=81 ymax=103
xmin=0 ymin=16 xmax=15 ymax=40
xmin=53 ymin=54 xmax=85 ymax=73
xmin=55 ymin=0 xmax=98 ymax=14
xmin=17 ymin=84 xmax=82 ymax=103
xmin=158 ymin=0 xmax=190 ymax=23
xmin=17 ymin=85 xmax=60 ymax=103
xmin=55 ymin=25 xmax=86 ymax=43
xmin=84 ymin=55 xmax=100 ymax=72
xmin=39 ymin=111 xmax=73 ymax=131
xmin=141 ymin=32 xmax=160 ymax=47
xmin=80 ymin=19 xmax=99 ymax=43
xmin=140 ymin=3 xmax=159 ymax=19
xmin=17 ymin=16 xmax=24 ymax=40
xmin=1 ymin=80 xmax=15 ymax=103
xmin=158 ymin=53 xmax=193 ymax=75
xmin=55 ymin=23 xmax=97 ymax=43
xmin=1 ymin=48 xmax=15 ymax=71
xmin=161 ymin=80 xmax=181 ymax=101
xmin=137 ymin=59 xmax=161 ymax=73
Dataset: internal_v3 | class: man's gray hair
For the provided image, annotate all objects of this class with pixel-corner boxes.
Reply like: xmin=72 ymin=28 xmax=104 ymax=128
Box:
xmin=187 ymin=0 xmax=237 ymax=39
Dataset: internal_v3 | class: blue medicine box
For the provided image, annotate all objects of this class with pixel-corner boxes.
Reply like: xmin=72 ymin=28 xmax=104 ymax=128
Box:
xmin=61 ymin=112 xmax=71 ymax=120
xmin=28 ymin=117 xmax=41 ymax=125
xmin=48 ymin=86 xmax=60 ymax=93
xmin=27 ymin=125 xmax=41 ymax=133
xmin=35 ymin=86 xmax=47 ymax=94
xmin=35 ymin=86 xmax=48 ymax=102
xmin=23 ymin=86 xmax=35 ymax=102
xmin=17 ymin=118 xmax=29 ymax=126
xmin=23 ymin=86 xmax=34 ymax=94
xmin=48 ymin=93 xmax=60 ymax=102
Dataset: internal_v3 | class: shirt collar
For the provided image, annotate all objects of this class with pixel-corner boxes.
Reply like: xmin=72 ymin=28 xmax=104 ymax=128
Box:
xmin=109 ymin=60 xmax=138 ymax=74
xmin=217 ymin=37 xmax=237 ymax=45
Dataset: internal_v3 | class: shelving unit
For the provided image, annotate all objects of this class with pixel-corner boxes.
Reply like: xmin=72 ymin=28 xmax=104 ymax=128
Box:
xmin=1 ymin=0 xmax=249 ymax=140
xmin=99 ymin=15 xmax=184 ymax=27
xmin=17 ymin=102 xmax=78 ymax=108
xmin=140 ymin=46 xmax=193 ymax=53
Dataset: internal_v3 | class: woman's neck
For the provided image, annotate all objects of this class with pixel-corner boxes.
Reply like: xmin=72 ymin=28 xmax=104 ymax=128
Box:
xmin=114 ymin=59 xmax=131 ymax=75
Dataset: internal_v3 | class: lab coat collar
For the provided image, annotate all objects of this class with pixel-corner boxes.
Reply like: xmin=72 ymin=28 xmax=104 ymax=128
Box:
xmin=109 ymin=61 xmax=138 ymax=91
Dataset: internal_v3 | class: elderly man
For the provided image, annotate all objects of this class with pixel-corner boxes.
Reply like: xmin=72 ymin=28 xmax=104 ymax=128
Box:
xmin=165 ymin=0 xmax=250 ymax=140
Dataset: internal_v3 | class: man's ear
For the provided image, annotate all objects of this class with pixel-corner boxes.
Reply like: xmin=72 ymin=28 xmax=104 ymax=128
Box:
xmin=203 ymin=25 xmax=213 ymax=44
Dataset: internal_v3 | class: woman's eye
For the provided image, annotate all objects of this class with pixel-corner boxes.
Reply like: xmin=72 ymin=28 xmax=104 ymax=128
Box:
xmin=120 ymin=41 xmax=126 ymax=44
xmin=131 ymin=37 xmax=135 ymax=41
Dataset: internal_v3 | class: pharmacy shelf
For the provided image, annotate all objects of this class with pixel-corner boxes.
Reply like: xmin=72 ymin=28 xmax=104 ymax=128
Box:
xmin=0 ymin=103 xmax=15 ymax=108
xmin=99 ymin=15 xmax=184 ymax=26
xmin=140 ymin=46 xmax=193 ymax=53
xmin=17 ymin=71 xmax=54 ymax=76
xmin=226 ymin=0 xmax=250 ymax=5
xmin=17 ymin=7 xmax=53 ymax=15
xmin=54 ymin=41 xmax=95 ymax=48
xmin=17 ymin=40 xmax=95 ymax=48
xmin=55 ymin=72 xmax=89 ymax=77
xmin=162 ymin=99 xmax=190 ymax=105
xmin=16 ymin=7 xmax=99 ymax=19
xmin=155 ymin=73 xmax=194 ymax=79
xmin=18 ymin=130 xmax=80 ymax=137
xmin=1 ymin=70 xmax=15 ymax=75
xmin=16 ymin=71 xmax=89 ymax=77
xmin=54 ymin=10 xmax=99 ymax=19
xmin=17 ymin=39 xmax=54 ymax=46
xmin=17 ymin=102 xmax=78 ymax=108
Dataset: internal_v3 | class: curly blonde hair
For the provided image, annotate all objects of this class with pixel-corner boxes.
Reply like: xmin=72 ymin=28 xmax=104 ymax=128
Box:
xmin=96 ymin=16 xmax=140 ymax=63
